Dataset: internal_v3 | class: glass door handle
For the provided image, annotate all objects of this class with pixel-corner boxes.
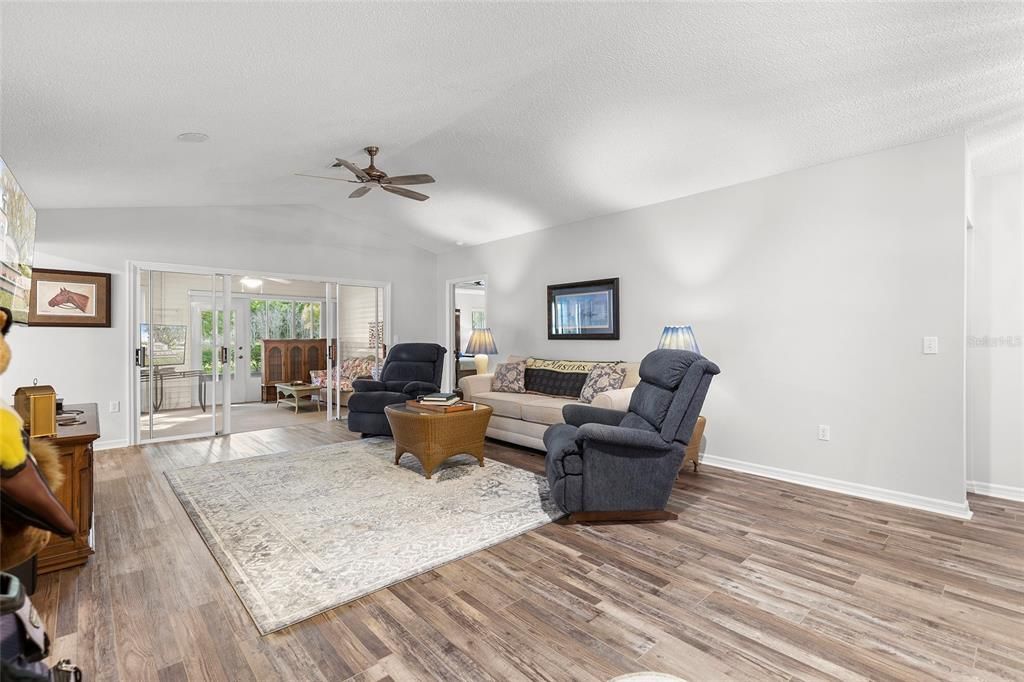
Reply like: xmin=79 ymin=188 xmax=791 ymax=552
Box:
xmin=218 ymin=347 xmax=229 ymax=364
xmin=135 ymin=347 xmax=147 ymax=367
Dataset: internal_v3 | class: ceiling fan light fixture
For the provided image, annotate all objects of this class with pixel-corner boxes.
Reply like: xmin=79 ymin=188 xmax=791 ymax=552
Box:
xmin=240 ymin=276 xmax=263 ymax=289
xmin=176 ymin=132 xmax=209 ymax=143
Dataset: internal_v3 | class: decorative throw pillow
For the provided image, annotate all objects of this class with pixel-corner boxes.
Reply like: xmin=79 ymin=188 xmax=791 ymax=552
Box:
xmin=579 ymin=363 xmax=627 ymax=403
xmin=309 ymin=369 xmax=328 ymax=387
xmin=491 ymin=361 xmax=526 ymax=393
xmin=524 ymin=358 xmax=598 ymax=398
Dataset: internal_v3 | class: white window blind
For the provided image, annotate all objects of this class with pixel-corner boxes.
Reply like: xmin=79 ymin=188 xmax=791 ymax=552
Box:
xmin=338 ymin=285 xmax=385 ymax=363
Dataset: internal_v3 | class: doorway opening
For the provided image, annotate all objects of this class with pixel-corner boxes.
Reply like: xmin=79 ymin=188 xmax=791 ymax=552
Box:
xmin=130 ymin=265 xmax=387 ymax=444
xmin=447 ymin=278 xmax=488 ymax=391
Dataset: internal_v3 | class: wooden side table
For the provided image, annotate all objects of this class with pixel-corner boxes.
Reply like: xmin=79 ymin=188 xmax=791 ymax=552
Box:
xmin=681 ymin=415 xmax=707 ymax=473
xmin=384 ymin=403 xmax=493 ymax=479
xmin=275 ymin=383 xmax=321 ymax=413
xmin=37 ymin=403 xmax=99 ymax=574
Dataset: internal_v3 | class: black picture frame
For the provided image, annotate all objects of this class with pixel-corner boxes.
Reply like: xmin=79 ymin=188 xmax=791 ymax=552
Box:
xmin=547 ymin=277 xmax=620 ymax=340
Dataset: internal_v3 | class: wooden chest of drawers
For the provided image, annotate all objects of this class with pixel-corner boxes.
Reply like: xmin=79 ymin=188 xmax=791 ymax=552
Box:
xmin=260 ymin=338 xmax=334 ymax=402
xmin=36 ymin=403 xmax=99 ymax=575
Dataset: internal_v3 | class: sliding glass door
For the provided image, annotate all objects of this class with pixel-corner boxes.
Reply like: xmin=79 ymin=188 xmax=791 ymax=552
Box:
xmin=323 ymin=284 xmax=386 ymax=420
xmin=132 ymin=264 xmax=387 ymax=443
xmin=135 ymin=269 xmax=232 ymax=442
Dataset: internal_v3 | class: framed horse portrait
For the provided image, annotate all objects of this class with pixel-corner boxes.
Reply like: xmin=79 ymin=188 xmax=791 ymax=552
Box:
xmin=28 ymin=268 xmax=111 ymax=327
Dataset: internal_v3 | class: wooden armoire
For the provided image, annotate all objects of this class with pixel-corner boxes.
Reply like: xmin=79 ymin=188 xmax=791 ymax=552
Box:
xmin=260 ymin=338 xmax=336 ymax=401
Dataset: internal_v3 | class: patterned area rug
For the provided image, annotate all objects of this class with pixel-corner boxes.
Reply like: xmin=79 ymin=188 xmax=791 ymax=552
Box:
xmin=165 ymin=438 xmax=562 ymax=634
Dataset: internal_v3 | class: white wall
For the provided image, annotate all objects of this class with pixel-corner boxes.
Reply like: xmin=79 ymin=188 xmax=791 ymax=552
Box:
xmin=4 ymin=205 xmax=438 ymax=447
xmin=967 ymin=171 xmax=1024 ymax=499
xmin=438 ymin=135 xmax=970 ymax=512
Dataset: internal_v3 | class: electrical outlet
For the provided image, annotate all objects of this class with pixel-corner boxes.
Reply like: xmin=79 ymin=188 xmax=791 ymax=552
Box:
xmin=922 ymin=336 xmax=939 ymax=354
xmin=817 ymin=424 xmax=831 ymax=441
xmin=109 ymin=400 xmax=120 ymax=413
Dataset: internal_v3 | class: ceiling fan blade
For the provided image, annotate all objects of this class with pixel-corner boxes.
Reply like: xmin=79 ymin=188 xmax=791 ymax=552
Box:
xmin=333 ymin=158 xmax=371 ymax=182
xmin=349 ymin=185 xmax=373 ymax=199
xmin=294 ymin=169 xmax=357 ymax=182
xmin=382 ymin=174 xmax=435 ymax=186
xmin=381 ymin=184 xmax=429 ymax=201
xmin=265 ymin=277 xmax=292 ymax=284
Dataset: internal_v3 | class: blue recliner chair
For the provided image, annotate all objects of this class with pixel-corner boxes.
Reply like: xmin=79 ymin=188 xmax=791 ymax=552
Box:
xmin=347 ymin=343 xmax=447 ymax=437
xmin=543 ymin=349 xmax=720 ymax=523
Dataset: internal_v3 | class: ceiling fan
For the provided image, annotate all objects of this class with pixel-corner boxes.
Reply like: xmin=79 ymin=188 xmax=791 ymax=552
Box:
xmin=296 ymin=146 xmax=435 ymax=201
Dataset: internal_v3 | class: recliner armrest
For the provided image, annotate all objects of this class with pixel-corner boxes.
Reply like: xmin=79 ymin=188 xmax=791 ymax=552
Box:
xmin=402 ymin=381 xmax=439 ymax=397
xmin=352 ymin=379 xmax=386 ymax=392
xmin=562 ymin=404 xmax=627 ymax=428
xmin=576 ymin=423 xmax=676 ymax=456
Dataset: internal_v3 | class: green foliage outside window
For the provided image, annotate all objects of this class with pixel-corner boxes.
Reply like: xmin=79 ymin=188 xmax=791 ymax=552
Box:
xmin=248 ymin=298 xmax=322 ymax=374
xmin=199 ymin=309 xmax=235 ymax=374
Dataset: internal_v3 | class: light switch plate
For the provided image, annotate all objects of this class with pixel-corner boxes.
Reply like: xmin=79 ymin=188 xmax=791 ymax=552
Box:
xmin=109 ymin=400 xmax=120 ymax=413
xmin=818 ymin=424 xmax=830 ymax=441
xmin=922 ymin=336 xmax=939 ymax=354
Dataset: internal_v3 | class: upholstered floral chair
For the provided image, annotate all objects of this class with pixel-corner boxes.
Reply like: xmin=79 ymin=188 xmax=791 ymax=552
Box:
xmin=309 ymin=355 xmax=378 ymax=407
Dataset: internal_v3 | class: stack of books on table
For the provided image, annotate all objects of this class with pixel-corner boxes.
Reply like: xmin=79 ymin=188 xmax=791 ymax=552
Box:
xmin=420 ymin=392 xmax=460 ymax=406
xmin=410 ymin=393 xmax=473 ymax=413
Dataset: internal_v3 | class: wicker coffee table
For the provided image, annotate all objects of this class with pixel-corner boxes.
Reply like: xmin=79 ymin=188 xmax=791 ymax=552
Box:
xmin=384 ymin=403 xmax=493 ymax=479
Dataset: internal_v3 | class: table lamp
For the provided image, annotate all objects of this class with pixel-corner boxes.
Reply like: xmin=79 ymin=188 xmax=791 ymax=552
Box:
xmin=465 ymin=328 xmax=498 ymax=375
xmin=658 ymin=325 xmax=701 ymax=354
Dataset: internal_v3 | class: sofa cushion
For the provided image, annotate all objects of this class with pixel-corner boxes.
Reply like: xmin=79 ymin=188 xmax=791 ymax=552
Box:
xmin=579 ymin=363 xmax=627 ymax=403
xmin=620 ymin=361 xmax=641 ymax=388
xmin=492 ymin=360 xmax=526 ymax=393
xmin=524 ymin=358 xmax=599 ymax=398
xmin=311 ymin=357 xmax=377 ymax=391
xmin=471 ymin=391 xmax=549 ymax=419
xmin=521 ymin=397 xmax=578 ymax=426
xmin=340 ymin=355 xmax=376 ymax=381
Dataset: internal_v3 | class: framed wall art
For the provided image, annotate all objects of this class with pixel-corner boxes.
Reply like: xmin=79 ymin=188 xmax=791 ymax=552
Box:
xmin=547 ymin=277 xmax=619 ymax=340
xmin=28 ymin=268 xmax=112 ymax=327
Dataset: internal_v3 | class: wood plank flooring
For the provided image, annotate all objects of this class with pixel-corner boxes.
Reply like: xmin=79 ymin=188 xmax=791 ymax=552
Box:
xmin=33 ymin=419 xmax=1024 ymax=681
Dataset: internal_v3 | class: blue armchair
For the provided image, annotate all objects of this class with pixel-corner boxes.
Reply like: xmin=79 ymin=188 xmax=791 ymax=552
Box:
xmin=347 ymin=343 xmax=447 ymax=436
xmin=543 ymin=349 xmax=720 ymax=523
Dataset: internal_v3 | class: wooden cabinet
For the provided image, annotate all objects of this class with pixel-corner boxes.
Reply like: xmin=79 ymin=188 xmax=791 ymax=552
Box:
xmin=37 ymin=403 xmax=98 ymax=575
xmin=260 ymin=339 xmax=335 ymax=401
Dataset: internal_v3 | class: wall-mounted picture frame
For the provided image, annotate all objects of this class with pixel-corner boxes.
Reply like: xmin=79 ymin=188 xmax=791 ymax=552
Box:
xmin=28 ymin=268 xmax=112 ymax=327
xmin=547 ymin=277 xmax=619 ymax=340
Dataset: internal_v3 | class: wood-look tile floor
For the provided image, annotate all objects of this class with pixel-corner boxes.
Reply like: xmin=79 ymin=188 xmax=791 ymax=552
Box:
xmin=33 ymin=420 xmax=1024 ymax=681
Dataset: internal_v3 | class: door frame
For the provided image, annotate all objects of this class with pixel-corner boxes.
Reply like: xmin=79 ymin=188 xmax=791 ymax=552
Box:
xmin=127 ymin=260 xmax=391 ymax=445
xmin=440 ymin=273 xmax=488 ymax=392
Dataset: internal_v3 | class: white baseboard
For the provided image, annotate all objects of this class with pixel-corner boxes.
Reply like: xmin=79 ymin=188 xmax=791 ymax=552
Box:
xmin=95 ymin=438 xmax=129 ymax=451
xmin=967 ymin=480 xmax=1024 ymax=502
xmin=700 ymin=453 xmax=973 ymax=520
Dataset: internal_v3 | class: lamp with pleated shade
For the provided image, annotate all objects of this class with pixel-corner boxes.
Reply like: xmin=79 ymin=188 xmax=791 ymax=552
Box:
xmin=465 ymin=328 xmax=498 ymax=375
xmin=658 ymin=325 xmax=701 ymax=354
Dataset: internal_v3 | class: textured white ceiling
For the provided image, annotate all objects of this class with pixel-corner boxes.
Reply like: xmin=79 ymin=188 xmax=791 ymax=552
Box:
xmin=2 ymin=2 xmax=1021 ymax=252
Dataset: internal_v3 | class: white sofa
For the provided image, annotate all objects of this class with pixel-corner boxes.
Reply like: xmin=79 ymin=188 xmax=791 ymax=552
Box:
xmin=459 ymin=356 xmax=640 ymax=450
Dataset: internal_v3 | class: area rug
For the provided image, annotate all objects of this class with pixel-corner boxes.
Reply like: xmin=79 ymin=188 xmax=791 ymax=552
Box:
xmin=165 ymin=438 xmax=562 ymax=634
